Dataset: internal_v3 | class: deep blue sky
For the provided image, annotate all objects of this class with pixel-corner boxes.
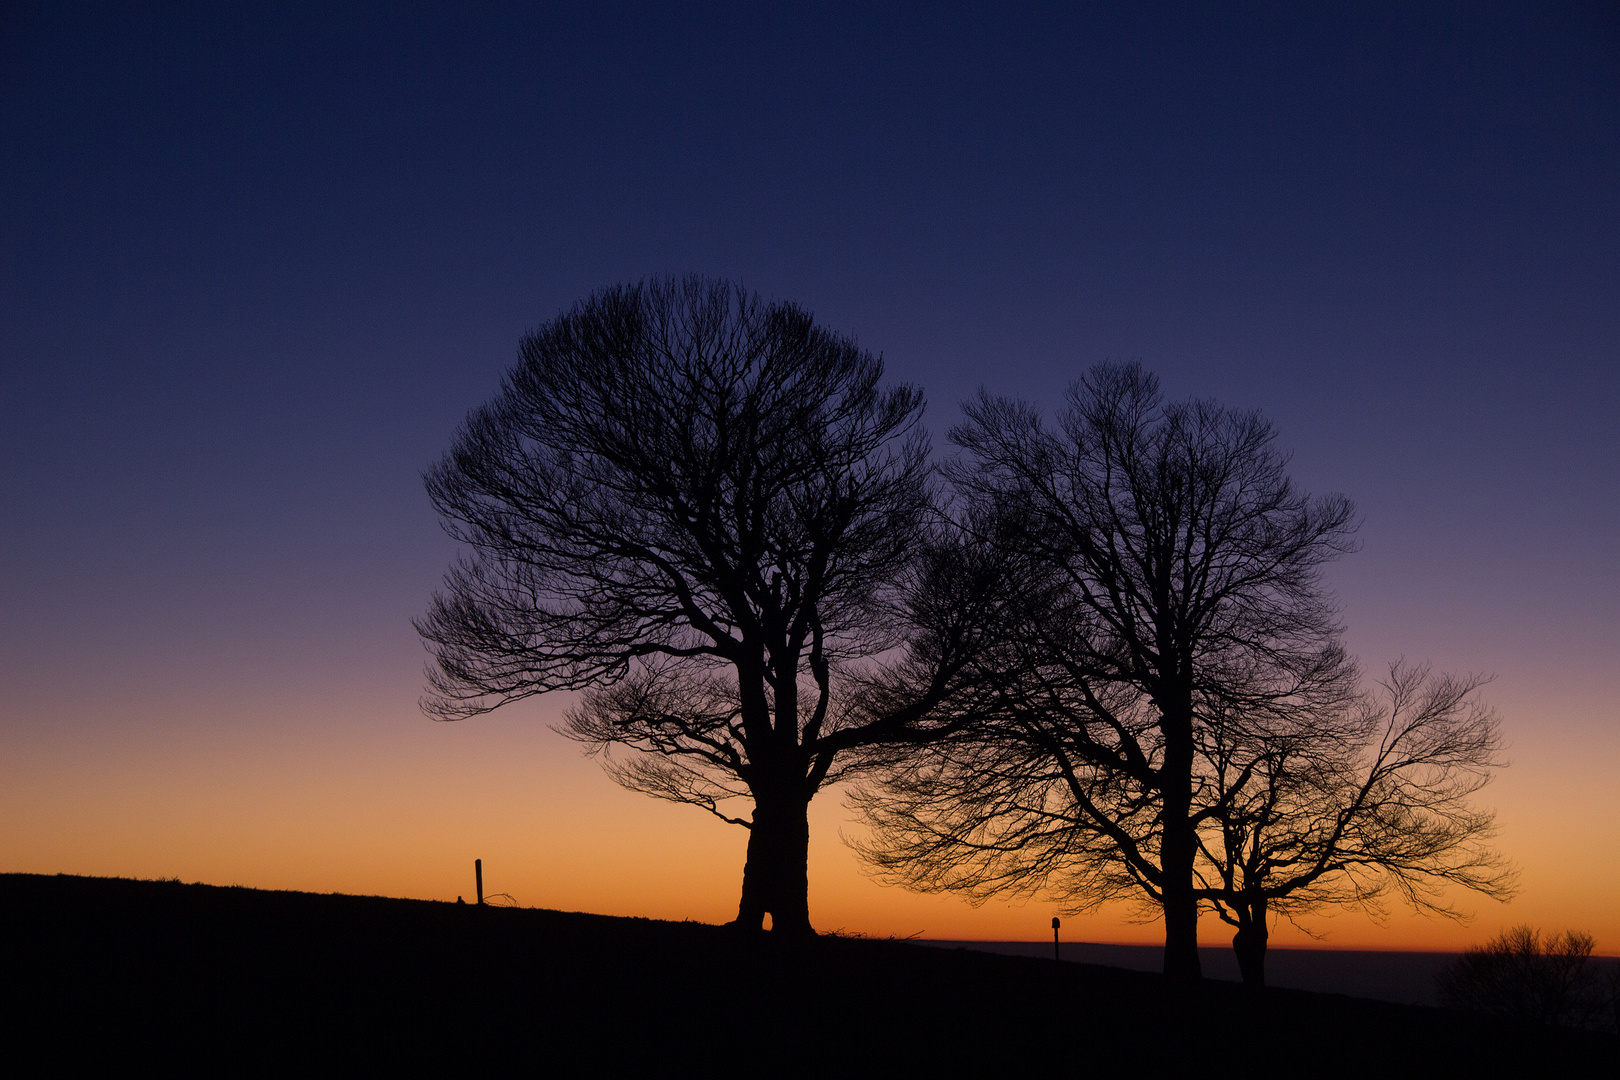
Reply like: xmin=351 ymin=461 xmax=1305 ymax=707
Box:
xmin=3 ymin=3 xmax=1617 ymax=932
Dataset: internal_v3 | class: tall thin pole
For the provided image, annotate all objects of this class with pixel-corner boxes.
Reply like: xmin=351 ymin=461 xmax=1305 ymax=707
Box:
xmin=476 ymin=858 xmax=484 ymax=905
xmin=1052 ymin=916 xmax=1061 ymax=963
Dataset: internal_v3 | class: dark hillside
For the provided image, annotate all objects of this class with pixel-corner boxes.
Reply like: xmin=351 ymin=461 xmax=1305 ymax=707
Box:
xmin=3 ymin=874 xmax=1611 ymax=1077
xmin=923 ymin=940 xmax=1520 ymax=1005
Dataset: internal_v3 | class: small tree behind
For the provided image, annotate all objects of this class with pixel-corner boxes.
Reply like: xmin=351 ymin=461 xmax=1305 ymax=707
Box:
xmin=1204 ymin=663 xmax=1514 ymax=986
xmin=1437 ymin=926 xmax=1618 ymax=1032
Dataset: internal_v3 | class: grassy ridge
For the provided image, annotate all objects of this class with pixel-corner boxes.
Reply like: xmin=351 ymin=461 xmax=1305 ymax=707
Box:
xmin=3 ymin=874 xmax=1612 ymax=1076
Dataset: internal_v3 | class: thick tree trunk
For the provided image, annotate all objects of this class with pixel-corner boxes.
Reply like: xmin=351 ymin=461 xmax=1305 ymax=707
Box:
xmin=1160 ymin=876 xmax=1202 ymax=979
xmin=732 ymin=787 xmax=813 ymax=936
xmin=1232 ymin=898 xmax=1268 ymax=986
xmin=1158 ymin=697 xmax=1202 ymax=980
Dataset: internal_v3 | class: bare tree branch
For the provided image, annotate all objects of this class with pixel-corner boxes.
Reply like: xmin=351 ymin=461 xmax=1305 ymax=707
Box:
xmin=417 ymin=277 xmax=987 ymax=934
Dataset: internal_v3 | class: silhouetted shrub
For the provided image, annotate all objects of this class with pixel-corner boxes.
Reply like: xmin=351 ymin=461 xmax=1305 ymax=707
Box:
xmin=1437 ymin=925 xmax=1617 ymax=1032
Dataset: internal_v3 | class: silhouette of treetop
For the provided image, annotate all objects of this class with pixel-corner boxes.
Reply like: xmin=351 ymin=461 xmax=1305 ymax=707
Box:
xmin=418 ymin=276 xmax=987 ymax=933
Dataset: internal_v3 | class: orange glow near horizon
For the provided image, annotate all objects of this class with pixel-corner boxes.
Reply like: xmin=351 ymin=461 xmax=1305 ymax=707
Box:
xmin=5 ymin=679 xmax=1616 ymax=957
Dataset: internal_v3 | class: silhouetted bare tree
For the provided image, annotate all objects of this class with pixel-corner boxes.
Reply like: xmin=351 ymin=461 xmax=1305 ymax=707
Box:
xmin=417 ymin=277 xmax=995 ymax=934
xmin=1438 ymin=926 xmax=1618 ymax=1032
xmin=852 ymin=363 xmax=1360 ymax=978
xmin=1202 ymin=663 xmax=1513 ymax=986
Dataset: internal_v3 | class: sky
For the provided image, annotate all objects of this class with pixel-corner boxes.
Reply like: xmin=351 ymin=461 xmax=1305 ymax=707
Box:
xmin=3 ymin=2 xmax=1616 ymax=953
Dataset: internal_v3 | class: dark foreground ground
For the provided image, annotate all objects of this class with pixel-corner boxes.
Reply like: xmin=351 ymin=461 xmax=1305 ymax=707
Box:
xmin=3 ymin=875 xmax=1612 ymax=1077
xmin=926 ymin=940 xmax=1613 ymax=1006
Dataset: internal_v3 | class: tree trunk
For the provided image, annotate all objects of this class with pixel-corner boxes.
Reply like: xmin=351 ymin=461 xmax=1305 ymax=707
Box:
xmin=732 ymin=786 xmax=813 ymax=936
xmin=1232 ymin=898 xmax=1269 ymax=987
xmin=1158 ymin=697 xmax=1202 ymax=980
xmin=1160 ymin=874 xmax=1202 ymax=980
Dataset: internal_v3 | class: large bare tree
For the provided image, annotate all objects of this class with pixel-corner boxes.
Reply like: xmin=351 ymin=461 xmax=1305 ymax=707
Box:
xmin=417 ymin=277 xmax=991 ymax=934
xmin=853 ymin=363 xmax=1361 ymax=977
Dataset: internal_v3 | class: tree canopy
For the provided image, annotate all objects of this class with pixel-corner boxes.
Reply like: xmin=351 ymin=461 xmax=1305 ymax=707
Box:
xmin=851 ymin=364 xmax=1509 ymax=979
xmin=418 ymin=277 xmax=993 ymax=932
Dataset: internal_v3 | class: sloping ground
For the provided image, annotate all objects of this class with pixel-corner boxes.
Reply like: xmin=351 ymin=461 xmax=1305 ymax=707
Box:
xmin=3 ymin=874 xmax=1612 ymax=1077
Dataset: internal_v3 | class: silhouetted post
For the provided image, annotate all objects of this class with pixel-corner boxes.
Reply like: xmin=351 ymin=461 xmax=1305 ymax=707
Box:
xmin=475 ymin=859 xmax=484 ymax=905
xmin=1052 ymin=916 xmax=1061 ymax=963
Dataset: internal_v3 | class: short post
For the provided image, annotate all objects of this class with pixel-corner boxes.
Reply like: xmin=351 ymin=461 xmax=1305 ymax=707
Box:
xmin=1052 ymin=916 xmax=1061 ymax=964
xmin=476 ymin=858 xmax=484 ymax=905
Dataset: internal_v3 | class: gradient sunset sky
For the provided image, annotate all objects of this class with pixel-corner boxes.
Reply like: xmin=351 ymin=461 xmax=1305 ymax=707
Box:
xmin=3 ymin=3 xmax=1616 ymax=952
